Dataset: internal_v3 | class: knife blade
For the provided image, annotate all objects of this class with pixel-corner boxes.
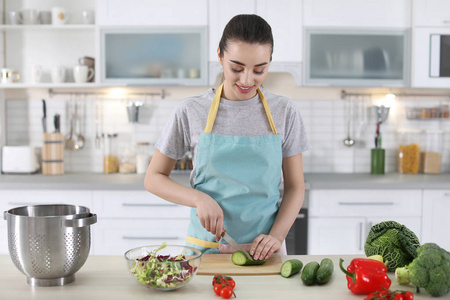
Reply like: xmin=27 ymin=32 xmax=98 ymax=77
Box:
xmin=221 ymin=231 xmax=254 ymax=261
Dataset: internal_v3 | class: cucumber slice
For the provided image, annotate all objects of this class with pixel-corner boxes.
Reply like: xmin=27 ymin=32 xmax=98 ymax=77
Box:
xmin=231 ymin=251 xmax=267 ymax=266
xmin=280 ymin=259 xmax=303 ymax=278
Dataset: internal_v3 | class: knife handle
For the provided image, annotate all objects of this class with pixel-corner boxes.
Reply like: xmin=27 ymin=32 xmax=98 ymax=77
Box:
xmin=54 ymin=114 xmax=60 ymax=133
xmin=42 ymin=99 xmax=46 ymax=118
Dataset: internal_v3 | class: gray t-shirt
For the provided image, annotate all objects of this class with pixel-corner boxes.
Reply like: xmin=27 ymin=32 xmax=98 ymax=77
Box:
xmin=155 ymin=88 xmax=311 ymax=186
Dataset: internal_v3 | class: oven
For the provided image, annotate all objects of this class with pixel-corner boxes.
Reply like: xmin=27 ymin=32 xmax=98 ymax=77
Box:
xmin=412 ymin=27 xmax=450 ymax=87
xmin=285 ymin=189 xmax=308 ymax=255
xmin=430 ymin=34 xmax=450 ymax=78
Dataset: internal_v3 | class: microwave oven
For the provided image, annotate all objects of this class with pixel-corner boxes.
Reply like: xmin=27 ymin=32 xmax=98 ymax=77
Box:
xmin=430 ymin=34 xmax=450 ymax=78
xmin=411 ymin=28 xmax=450 ymax=87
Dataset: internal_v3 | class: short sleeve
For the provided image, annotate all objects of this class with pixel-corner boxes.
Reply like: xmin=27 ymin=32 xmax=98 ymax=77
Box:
xmin=154 ymin=103 xmax=191 ymax=160
xmin=282 ymin=103 xmax=311 ymax=158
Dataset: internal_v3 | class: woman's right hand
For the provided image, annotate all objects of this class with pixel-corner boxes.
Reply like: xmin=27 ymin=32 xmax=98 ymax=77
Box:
xmin=195 ymin=195 xmax=224 ymax=241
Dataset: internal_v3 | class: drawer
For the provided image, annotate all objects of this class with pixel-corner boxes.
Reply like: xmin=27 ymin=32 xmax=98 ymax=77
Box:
xmin=309 ymin=189 xmax=422 ymax=217
xmin=92 ymin=190 xmax=190 ymax=218
xmin=92 ymin=218 xmax=190 ymax=255
xmin=0 ymin=190 xmax=93 ymax=212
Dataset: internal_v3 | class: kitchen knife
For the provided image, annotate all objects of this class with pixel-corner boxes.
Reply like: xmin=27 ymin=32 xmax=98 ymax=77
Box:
xmin=221 ymin=231 xmax=254 ymax=261
xmin=42 ymin=99 xmax=47 ymax=133
xmin=54 ymin=114 xmax=60 ymax=133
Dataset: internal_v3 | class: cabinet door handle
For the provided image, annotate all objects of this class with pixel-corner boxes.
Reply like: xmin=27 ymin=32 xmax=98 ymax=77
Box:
xmin=122 ymin=236 xmax=179 ymax=240
xmin=122 ymin=203 xmax=177 ymax=207
xmin=359 ymin=222 xmax=363 ymax=251
xmin=443 ymin=20 xmax=450 ymax=24
xmin=444 ymin=193 xmax=450 ymax=197
xmin=338 ymin=202 xmax=394 ymax=206
xmin=297 ymin=213 xmax=306 ymax=219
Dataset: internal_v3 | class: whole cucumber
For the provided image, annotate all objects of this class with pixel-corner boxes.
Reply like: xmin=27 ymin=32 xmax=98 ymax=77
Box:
xmin=301 ymin=261 xmax=320 ymax=285
xmin=316 ymin=258 xmax=334 ymax=284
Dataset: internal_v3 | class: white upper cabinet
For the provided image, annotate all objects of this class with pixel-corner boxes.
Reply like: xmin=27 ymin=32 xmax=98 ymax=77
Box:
xmin=256 ymin=0 xmax=303 ymax=63
xmin=208 ymin=1 xmax=257 ymax=64
xmin=413 ymin=0 xmax=450 ymax=27
xmin=303 ymin=0 xmax=411 ymax=28
xmin=96 ymin=0 xmax=208 ymax=26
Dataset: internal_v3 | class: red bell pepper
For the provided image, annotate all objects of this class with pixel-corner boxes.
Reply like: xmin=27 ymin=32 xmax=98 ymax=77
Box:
xmin=339 ymin=258 xmax=391 ymax=295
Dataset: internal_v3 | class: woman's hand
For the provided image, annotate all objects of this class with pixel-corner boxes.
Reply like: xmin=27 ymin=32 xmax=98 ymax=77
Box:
xmin=250 ymin=234 xmax=282 ymax=260
xmin=195 ymin=195 xmax=224 ymax=241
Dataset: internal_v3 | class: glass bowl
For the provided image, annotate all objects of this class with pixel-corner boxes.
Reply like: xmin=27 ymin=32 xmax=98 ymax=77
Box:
xmin=124 ymin=245 xmax=202 ymax=291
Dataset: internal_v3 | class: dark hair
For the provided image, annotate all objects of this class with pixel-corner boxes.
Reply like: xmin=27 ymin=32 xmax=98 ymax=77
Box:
xmin=218 ymin=14 xmax=274 ymax=61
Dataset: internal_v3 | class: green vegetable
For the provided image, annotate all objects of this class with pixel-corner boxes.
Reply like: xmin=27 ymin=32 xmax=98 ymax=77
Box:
xmin=129 ymin=243 xmax=197 ymax=289
xmin=316 ymin=258 xmax=334 ymax=284
xmin=231 ymin=251 xmax=267 ymax=266
xmin=301 ymin=261 xmax=320 ymax=285
xmin=280 ymin=259 xmax=303 ymax=278
xmin=395 ymin=243 xmax=450 ymax=297
xmin=364 ymin=220 xmax=420 ymax=271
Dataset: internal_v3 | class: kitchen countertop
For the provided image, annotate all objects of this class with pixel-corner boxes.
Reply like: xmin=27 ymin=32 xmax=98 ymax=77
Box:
xmin=0 ymin=172 xmax=450 ymax=190
xmin=0 ymin=254 xmax=434 ymax=300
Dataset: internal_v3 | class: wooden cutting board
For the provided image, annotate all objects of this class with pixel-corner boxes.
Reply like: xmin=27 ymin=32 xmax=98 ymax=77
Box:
xmin=197 ymin=254 xmax=282 ymax=275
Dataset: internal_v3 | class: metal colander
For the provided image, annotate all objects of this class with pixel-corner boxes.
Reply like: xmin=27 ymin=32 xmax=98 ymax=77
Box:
xmin=4 ymin=204 xmax=97 ymax=286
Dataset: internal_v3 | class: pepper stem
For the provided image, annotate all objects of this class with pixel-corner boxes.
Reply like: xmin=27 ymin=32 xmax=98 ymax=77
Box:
xmin=339 ymin=258 xmax=356 ymax=282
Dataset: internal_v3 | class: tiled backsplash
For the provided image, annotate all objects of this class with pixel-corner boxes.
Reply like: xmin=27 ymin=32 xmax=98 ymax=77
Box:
xmin=4 ymin=94 xmax=450 ymax=174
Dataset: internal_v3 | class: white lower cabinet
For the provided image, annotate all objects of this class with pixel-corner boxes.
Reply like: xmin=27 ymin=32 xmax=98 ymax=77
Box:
xmin=308 ymin=189 xmax=423 ymax=255
xmin=91 ymin=190 xmax=191 ymax=255
xmin=422 ymin=190 xmax=450 ymax=250
xmin=0 ymin=190 xmax=93 ymax=255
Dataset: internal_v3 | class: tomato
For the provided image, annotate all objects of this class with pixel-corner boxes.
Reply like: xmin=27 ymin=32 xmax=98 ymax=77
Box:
xmin=214 ymin=283 xmax=223 ymax=296
xmin=402 ymin=291 xmax=414 ymax=300
xmin=220 ymin=286 xmax=233 ymax=299
xmin=392 ymin=293 xmax=404 ymax=300
xmin=225 ymin=278 xmax=235 ymax=289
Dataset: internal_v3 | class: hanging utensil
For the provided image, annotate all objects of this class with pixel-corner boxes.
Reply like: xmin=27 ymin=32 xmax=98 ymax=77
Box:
xmin=94 ymin=103 xmax=101 ymax=149
xmin=64 ymin=97 xmax=78 ymax=150
xmin=72 ymin=100 xmax=85 ymax=150
xmin=343 ymin=98 xmax=355 ymax=147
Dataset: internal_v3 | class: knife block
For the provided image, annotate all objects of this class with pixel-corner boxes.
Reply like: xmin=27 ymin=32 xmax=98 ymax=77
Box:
xmin=42 ymin=133 xmax=64 ymax=175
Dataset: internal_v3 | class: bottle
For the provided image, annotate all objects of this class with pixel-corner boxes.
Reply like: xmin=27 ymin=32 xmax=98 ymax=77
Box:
xmin=103 ymin=133 xmax=118 ymax=174
xmin=136 ymin=142 xmax=151 ymax=174
xmin=119 ymin=145 xmax=136 ymax=174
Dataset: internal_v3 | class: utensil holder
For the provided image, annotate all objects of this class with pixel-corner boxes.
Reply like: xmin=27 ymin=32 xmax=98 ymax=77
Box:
xmin=371 ymin=148 xmax=385 ymax=174
xmin=42 ymin=133 xmax=64 ymax=175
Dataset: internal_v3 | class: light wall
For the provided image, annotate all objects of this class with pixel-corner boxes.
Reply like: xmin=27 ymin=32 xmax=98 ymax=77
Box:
xmin=3 ymin=72 xmax=450 ymax=173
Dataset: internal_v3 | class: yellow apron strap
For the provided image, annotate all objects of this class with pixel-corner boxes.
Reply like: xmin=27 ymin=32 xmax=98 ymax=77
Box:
xmin=203 ymin=84 xmax=223 ymax=134
xmin=203 ymin=84 xmax=278 ymax=135
xmin=257 ymin=88 xmax=279 ymax=135
xmin=186 ymin=235 xmax=220 ymax=249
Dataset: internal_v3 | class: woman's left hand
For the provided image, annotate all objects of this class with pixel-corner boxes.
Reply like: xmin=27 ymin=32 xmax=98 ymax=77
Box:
xmin=250 ymin=234 xmax=282 ymax=260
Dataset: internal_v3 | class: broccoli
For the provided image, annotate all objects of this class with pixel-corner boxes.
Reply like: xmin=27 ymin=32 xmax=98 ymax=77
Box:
xmin=395 ymin=243 xmax=450 ymax=297
xmin=364 ymin=220 xmax=421 ymax=271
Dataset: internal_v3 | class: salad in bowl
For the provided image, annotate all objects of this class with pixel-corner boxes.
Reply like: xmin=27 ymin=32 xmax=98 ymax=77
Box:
xmin=124 ymin=243 xmax=202 ymax=291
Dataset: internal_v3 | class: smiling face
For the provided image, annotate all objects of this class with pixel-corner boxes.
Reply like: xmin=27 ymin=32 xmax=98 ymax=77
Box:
xmin=218 ymin=41 xmax=271 ymax=101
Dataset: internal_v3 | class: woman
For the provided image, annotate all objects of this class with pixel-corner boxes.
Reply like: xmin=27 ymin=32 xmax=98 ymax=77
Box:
xmin=145 ymin=14 xmax=310 ymax=260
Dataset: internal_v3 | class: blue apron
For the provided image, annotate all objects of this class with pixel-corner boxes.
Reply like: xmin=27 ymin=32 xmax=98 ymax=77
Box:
xmin=186 ymin=84 xmax=282 ymax=254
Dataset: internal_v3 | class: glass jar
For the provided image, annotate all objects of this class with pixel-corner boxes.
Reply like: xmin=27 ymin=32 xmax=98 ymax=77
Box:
xmin=397 ymin=129 xmax=421 ymax=174
xmin=103 ymin=133 xmax=118 ymax=174
xmin=419 ymin=130 xmax=443 ymax=174
xmin=136 ymin=142 xmax=151 ymax=174
xmin=119 ymin=145 xmax=136 ymax=174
